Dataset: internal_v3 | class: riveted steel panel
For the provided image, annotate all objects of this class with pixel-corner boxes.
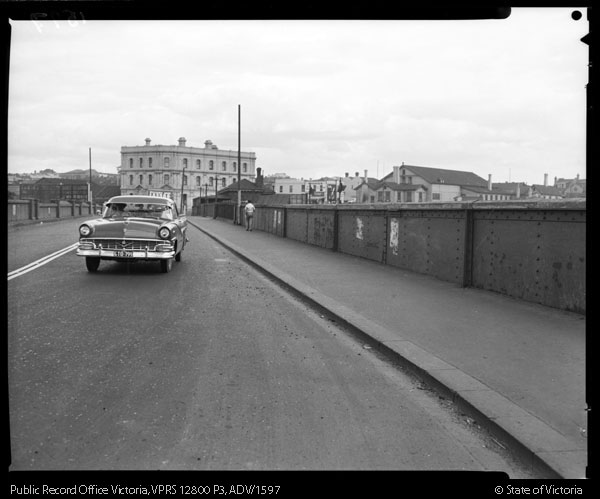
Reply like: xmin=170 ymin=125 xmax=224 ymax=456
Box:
xmin=307 ymin=210 xmax=335 ymax=249
xmin=255 ymin=207 xmax=283 ymax=237
xmin=386 ymin=212 xmax=466 ymax=284
xmin=286 ymin=209 xmax=308 ymax=244
xmin=471 ymin=212 xmax=586 ymax=313
xmin=338 ymin=211 xmax=386 ymax=262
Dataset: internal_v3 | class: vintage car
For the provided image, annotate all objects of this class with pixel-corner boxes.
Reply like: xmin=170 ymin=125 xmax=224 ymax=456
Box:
xmin=76 ymin=195 xmax=188 ymax=273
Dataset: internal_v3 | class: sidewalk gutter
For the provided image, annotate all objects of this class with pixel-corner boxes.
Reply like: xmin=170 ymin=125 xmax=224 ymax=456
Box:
xmin=189 ymin=219 xmax=586 ymax=479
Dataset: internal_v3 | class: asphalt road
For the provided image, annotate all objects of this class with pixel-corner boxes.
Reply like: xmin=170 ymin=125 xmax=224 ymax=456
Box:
xmin=7 ymin=218 xmax=538 ymax=475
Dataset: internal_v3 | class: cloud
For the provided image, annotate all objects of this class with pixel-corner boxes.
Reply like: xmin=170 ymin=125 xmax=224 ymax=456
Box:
xmin=7 ymin=10 xmax=588 ymax=185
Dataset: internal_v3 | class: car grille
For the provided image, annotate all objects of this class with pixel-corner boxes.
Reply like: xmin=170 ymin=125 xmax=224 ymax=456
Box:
xmin=82 ymin=238 xmax=164 ymax=250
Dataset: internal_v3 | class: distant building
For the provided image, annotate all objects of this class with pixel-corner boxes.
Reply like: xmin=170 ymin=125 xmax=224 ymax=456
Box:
xmin=338 ymin=171 xmax=366 ymax=203
xmin=60 ymin=169 xmax=119 ymax=184
xmin=214 ymin=168 xmax=274 ymax=203
xmin=531 ymin=185 xmax=563 ymax=200
xmin=19 ymin=178 xmax=97 ymax=203
xmin=493 ymin=182 xmax=531 ymax=200
xmin=355 ymin=164 xmax=509 ymax=203
xmin=555 ymin=175 xmax=586 ymax=198
xmin=120 ymin=137 xmax=257 ymax=213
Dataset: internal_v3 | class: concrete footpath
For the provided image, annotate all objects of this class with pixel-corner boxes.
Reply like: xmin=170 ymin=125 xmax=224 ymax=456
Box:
xmin=188 ymin=216 xmax=587 ymax=479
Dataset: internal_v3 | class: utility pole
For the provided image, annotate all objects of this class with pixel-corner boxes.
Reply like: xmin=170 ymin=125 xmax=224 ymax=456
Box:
xmin=214 ymin=176 xmax=219 ymax=219
xmin=88 ymin=147 xmax=92 ymax=205
xmin=237 ymin=104 xmax=242 ymax=225
xmin=180 ymin=165 xmax=187 ymax=214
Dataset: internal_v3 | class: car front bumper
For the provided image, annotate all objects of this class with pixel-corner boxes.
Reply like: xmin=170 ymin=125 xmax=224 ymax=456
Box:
xmin=77 ymin=241 xmax=175 ymax=260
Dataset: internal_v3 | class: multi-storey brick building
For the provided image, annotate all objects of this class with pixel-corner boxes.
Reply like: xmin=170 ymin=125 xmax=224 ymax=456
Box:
xmin=119 ymin=137 xmax=257 ymax=213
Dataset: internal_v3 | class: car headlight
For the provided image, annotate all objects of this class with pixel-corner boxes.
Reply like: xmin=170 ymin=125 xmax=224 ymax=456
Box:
xmin=79 ymin=224 xmax=92 ymax=237
xmin=158 ymin=226 xmax=171 ymax=239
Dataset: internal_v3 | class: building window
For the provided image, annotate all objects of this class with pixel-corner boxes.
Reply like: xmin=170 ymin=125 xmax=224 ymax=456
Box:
xmin=183 ymin=175 xmax=188 ymax=186
xmin=196 ymin=159 xmax=201 ymax=168
xmin=384 ymin=191 xmax=391 ymax=202
xmin=164 ymin=157 xmax=170 ymax=168
xmin=222 ymin=161 xmax=227 ymax=171
xmin=320 ymin=185 xmax=323 ymax=192
xmin=405 ymin=191 xmax=412 ymax=202
xmin=196 ymin=176 xmax=201 ymax=186
xmin=129 ymin=158 xmax=133 ymax=168
xmin=183 ymin=159 xmax=188 ymax=168
xmin=139 ymin=175 xmax=143 ymax=185
xmin=243 ymin=163 xmax=248 ymax=173
xmin=279 ymin=186 xmax=283 ymax=193
xmin=209 ymin=177 xmax=214 ymax=186
xmin=289 ymin=185 xmax=293 ymax=193
xmin=233 ymin=162 xmax=237 ymax=171
xmin=149 ymin=174 xmax=153 ymax=185
xmin=149 ymin=157 xmax=153 ymax=168
xmin=129 ymin=175 xmax=133 ymax=185
xmin=301 ymin=185 xmax=305 ymax=193
xmin=164 ymin=174 xmax=170 ymax=184
xmin=432 ymin=193 xmax=440 ymax=200
xmin=209 ymin=160 xmax=214 ymax=170
xmin=221 ymin=178 xmax=226 ymax=187
xmin=140 ymin=158 xmax=143 ymax=168
xmin=418 ymin=192 xmax=423 ymax=202
xmin=377 ymin=191 xmax=384 ymax=202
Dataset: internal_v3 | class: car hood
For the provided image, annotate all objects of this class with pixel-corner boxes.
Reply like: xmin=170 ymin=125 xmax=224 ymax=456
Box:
xmin=88 ymin=218 xmax=166 ymax=239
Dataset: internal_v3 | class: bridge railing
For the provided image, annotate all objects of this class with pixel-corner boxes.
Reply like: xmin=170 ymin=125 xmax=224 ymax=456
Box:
xmin=8 ymin=199 xmax=104 ymax=224
xmin=205 ymin=199 xmax=586 ymax=314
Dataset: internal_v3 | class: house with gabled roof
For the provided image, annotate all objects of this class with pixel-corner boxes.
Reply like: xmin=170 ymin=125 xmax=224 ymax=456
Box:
xmin=374 ymin=180 xmax=428 ymax=203
xmin=531 ymin=184 xmax=563 ymax=200
xmin=554 ymin=175 xmax=586 ymax=198
xmin=354 ymin=176 xmax=383 ymax=204
xmin=370 ymin=163 xmax=509 ymax=203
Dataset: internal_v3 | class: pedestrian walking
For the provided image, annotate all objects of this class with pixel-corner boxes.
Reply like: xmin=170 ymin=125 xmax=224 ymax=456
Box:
xmin=244 ymin=200 xmax=255 ymax=231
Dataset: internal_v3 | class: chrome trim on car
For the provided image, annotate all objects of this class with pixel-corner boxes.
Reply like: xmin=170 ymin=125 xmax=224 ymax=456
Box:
xmin=77 ymin=238 xmax=175 ymax=259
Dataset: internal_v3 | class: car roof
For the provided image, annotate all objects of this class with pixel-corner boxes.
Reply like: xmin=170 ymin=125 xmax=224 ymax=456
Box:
xmin=106 ymin=195 xmax=174 ymax=206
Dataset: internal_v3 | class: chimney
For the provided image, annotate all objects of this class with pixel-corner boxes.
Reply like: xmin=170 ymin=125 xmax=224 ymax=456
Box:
xmin=345 ymin=172 xmax=349 ymax=178
xmin=544 ymin=173 xmax=548 ymax=186
xmin=256 ymin=167 xmax=263 ymax=188
xmin=576 ymin=173 xmax=580 ymax=180
xmin=516 ymin=183 xmax=521 ymax=199
xmin=488 ymin=174 xmax=492 ymax=191
xmin=204 ymin=140 xmax=213 ymax=149
xmin=364 ymin=169 xmax=368 ymax=182
xmin=393 ymin=165 xmax=401 ymax=184
xmin=554 ymin=176 xmax=558 ymax=187
xmin=145 ymin=138 xmax=151 ymax=146
xmin=178 ymin=137 xmax=186 ymax=147
xmin=355 ymin=172 xmax=359 ymax=177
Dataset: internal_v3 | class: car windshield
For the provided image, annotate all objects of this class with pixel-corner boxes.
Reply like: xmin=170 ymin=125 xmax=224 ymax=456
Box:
xmin=103 ymin=202 xmax=174 ymax=221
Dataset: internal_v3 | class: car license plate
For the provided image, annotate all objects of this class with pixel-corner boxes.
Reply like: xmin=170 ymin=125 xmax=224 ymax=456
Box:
xmin=115 ymin=250 xmax=133 ymax=257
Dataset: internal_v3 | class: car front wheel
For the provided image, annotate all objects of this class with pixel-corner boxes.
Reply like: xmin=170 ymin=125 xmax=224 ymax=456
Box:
xmin=86 ymin=257 xmax=100 ymax=272
xmin=160 ymin=258 xmax=173 ymax=273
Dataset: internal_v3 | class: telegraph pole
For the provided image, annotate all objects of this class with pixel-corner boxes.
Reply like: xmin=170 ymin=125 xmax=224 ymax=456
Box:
xmin=237 ymin=104 xmax=242 ymax=225
xmin=180 ymin=165 xmax=187 ymax=214
xmin=88 ymin=147 xmax=92 ymax=204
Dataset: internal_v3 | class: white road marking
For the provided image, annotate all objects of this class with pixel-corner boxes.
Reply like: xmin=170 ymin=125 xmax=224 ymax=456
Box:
xmin=7 ymin=243 xmax=79 ymax=281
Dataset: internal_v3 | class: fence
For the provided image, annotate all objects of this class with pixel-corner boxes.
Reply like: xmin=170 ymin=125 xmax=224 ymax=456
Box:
xmin=8 ymin=199 xmax=103 ymax=224
xmin=203 ymin=199 xmax=586 ymax=314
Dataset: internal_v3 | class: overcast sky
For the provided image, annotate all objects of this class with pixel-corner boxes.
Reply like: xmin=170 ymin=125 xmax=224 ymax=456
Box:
xmin=8 ymin=8 xmax=588 ymax=185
